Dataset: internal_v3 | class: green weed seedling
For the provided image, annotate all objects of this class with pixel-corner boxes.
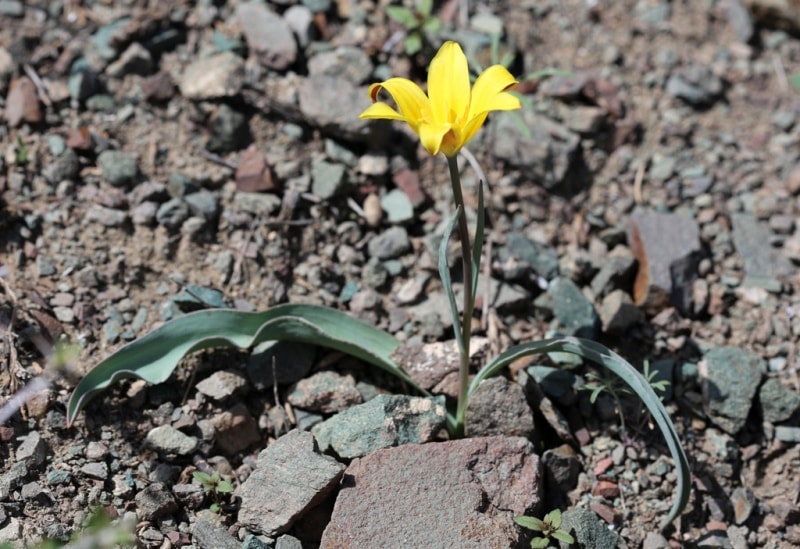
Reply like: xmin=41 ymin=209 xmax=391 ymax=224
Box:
xmin=193 ymin=470 xmax=235 ymax=513
xmin=515 ymin=509 xmax=575 ymax=548
xmin=385 ymin=0 xmax=441 ymax=56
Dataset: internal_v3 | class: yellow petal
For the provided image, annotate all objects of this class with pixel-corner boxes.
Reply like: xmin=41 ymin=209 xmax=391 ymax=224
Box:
xmin=459 ymin=112 xmax=490 ymax=148
xmin=359 ymin=102 xmax=406 ymax=121
xmin=418 ymin=122 xmax=452 ymax=156
xmin=365 ymin=78 xmax=430 ymax=132
xmin=427 ymin=41 xmax=471 ymax=126
xmin=468 ymin=64 xmax=521 ymax=122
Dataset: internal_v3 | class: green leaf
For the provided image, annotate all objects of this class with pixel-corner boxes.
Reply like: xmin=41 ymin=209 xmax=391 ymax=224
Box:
xmin=67 ymin=304 xmax=427 ymax=426
xmin=193 ymin=471 xmax=213 ymax=485
xmin=404 ymin=32 xmax=422 ymax=55
xmin=417 ymin=0 xmax=433 ymax=16
xmin=421 ymin=16 xmax=441 ymax=35
xmin=514 ymin=515 xmax=545 ymax=532
xmin=217 ymin=480 xmax=234 ymax=494
xmin=530 ymin=537 xmax=549 ymax=549
xmin=790 ymin=73 xmax=800 ymax=91
xmin=545 ymin=509 xmax=562 ymax=529
xmin=552 ymin=530 xmax=575 ymax=543
xmin=471 ymin=337 xmax=690 ymax=530
xmin=439 ymin=206 xmax=465 ymax=357
xmin=386 ymin=5 xmax=417 ymax=27
xmin=521 ymin=68 xmax=573 ymax=82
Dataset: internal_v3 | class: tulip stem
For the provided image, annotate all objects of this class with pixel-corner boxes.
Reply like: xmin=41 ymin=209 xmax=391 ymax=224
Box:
xmin=446 ymin=155 xmax=474 ymax=438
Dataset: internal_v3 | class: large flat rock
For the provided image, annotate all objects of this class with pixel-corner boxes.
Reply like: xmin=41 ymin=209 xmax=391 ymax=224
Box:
xmin=320 ymin=436 xmax=542 ymax=548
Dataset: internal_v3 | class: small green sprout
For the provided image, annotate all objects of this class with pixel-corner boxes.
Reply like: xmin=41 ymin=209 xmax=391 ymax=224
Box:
xmin=385 ymin=0 xmax=441 ymax=56
xmin=515 ymin=509 xmax=575 ymax=548
xmin=14 ymin=136 xmax=29 ymax=165
xmin=193 ymin=470 xmax=234 ymax=513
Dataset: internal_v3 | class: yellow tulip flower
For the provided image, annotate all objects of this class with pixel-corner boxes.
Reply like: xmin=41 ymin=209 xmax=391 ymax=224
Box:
xmin=359 ymin=41 xmax=521 ymax=157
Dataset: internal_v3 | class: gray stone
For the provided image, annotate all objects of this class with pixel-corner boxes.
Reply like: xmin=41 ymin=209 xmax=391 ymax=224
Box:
xmin=643 ymin=532 xmax=670 ymax=549
xmin=179 ymin=51 xmax=244 ymax=100
xmin=287 ymin=371 xmax=362 ymax=413
xmin=106 ymin=42 xmax=153 ymax=78
xmin=275 ymin=534 xmax=303 ymax=549
xmin=311 ymin=158 xmax=348 ymax=199
xmin=20 ymin=481 xmax=49 ymax=502
xmin=368 ymin=226 xmax=411 ymax=260
xmin=237 ymin=1 xmax=297 ymax=70
xmin=548 ymin=277 xmax=599 ymax=339
xmin=775 ymin=425 xmax=800 ymax=442
xmin=489 ymin=111 xmax=580 ymax=189
xmin=312 ymin=395 xmax=447 ymax=459
xmin=731 ymin=486 xmax=756 ymax=525
xmin=380 ymin=188 xmax=414 ymax=224
xmin=16 ymin=431 xmax=46 ymax=468
xmin=307 ymin=46 xmax=372 ymax=84
xmin=727 ymin=0 xmax=754 ymax=43
xmin=97 ymin=150 xmax=138 ymax=188
xmin=206 ymin=104 xmax=248 ymax=153
xmin=542 ymin=444 xmax=581 ymax=491
xmin=731 ymin=212 xmax=794 ymax=290
xmin=43 ymin=148 xmax=80 ymax=184
xmin=196 ymin=370 xmax=248 ymax=401
xmin=498 ymin=232 xmax=559 ymax=281
xmin=184 ymin=190 xmax=220 ymax=220
xmin=145 ymin=424 xmax=199 ymax=455
xmin=247 ymin=341 xmax=316 ymax=389
xmin=284 ymin=5 xmax=314 ymax=48
xmin=238 ymin=430 xmax=345 ymax=536
xmin=156 ymin=198 xmax=190 ymax=230
xmin=80 ymin=461 xmax=108 ymax=480
xmin=0 ymin=0 xmax=23 ymax=16
xmin=391 ymin=338 xmax=489 ymax=395
xmin=590 ymin=249 xmax=637 ymax=298
xmin=298 ymin=75 xmax=381 ymax=143
xmin=134 ymin=482 xmax=178 ymax=520
xmin=628 ymin=208 xmax=702 ymax=313
xmin=701 ymin=347 xmax=765 ymax=434
xmin=525 ymin=365 xmax=578 ymax=406
xmin=758 ymin=378 xmax=800 ymax=423
xmin=0 ymin=519 xmax=21 ymax=545
xmin=321 ymin=436 xmax=542 ymax=548
xmin=192 ymin=517 xmax=240 ymax=549
xmin=234 ymin=192 xmax=282 ymax=216
xmin=466 ymin=377 xmax=535 ymax=438
xmin=46 ymin=469 xmax=72 ymax=486
xmin=665 ymin=65 xmax=723 ymax=106
xmin=86 ymin=204 xmax=128 ymax=227
xmin=89 ymin=17 xmax=130 ymax=61
xmin=599 ymin=289 xmax=643 ymax=335
xmin=560 ymin=508 xmax=624 ymax=548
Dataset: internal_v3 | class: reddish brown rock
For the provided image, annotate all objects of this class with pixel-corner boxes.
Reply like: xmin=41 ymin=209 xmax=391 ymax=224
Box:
xmin=5 ymin=77 xmax=41 ymax=127
xmin=321 ymin=436 xmax=543 ymax=548
xmin=392 ymin=168 xmax=429 ymax=208
xmin=213 ymin=403 xmax=260 ymax=455
xmin=235 ymin=145 xmax=278 ymax=192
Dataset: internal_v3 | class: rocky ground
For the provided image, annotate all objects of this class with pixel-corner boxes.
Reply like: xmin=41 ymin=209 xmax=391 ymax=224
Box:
xmin=2 ymin=0 xmax=800 ymax=547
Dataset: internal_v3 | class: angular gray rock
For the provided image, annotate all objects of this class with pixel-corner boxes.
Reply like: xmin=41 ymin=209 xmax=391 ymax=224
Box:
xmin=466 ymin=377 xmax=535 ymax=438
xmin=700 ymin=347 xmax=765 ymax=434
xmin=628 ymin=208 xmax=702 ymax=313
xmin=758 ymin=378 xmax=800 ymax=423
xmin=548 ymin=277 xmax=599 ymax=339
xmin=367 ymin=226 xmax=411 ymax=260
xmin=307 ymin=46 xmax=372 ymax=84
xmin=286 ymin=371 xmax=363 ymax=414
xmin=145 ymin=425 xmax=199 ymax=456
xmin=134 ymin=482 xmax=178 ymax=520
xmin=237 ymin=1 xmax=297 ymax=70
xmin=238 ymin=430 xmax=344 ymax=536
xmin=321 ymin=436 xmax=543 ymax=548
xmin=16 ymin=431 xmax=46 ymax=468
xmin=196 ymin=370 xmax=248 ymax=401
xmin=560 ymin=508 xmax=624 ymax=548
xmin=599 ymin=289 xmax=643 ymax=335
xmin=179 ymin=51 xmax=244 ymax=100
xmin=312 ymin=395 xmax=447 ymax=459
xmin=298 ymin=75 xmax=381 ymax=143
xmin=731 ymin=212 xmax=794 ymax=290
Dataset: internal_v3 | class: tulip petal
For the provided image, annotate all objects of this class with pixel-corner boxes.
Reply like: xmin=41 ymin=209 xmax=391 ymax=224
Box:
xmin=418 ymin=122 xmax=452 ymax=156
xmin=468 ymin=64 xmax=521 ymax=122
xmin=359 ymin=101 xmax=406 ymax=121
xmin=427 ymin=42 xmax=471 ymax=126
xmin=365 ymin=78 xmax=430 ymax=132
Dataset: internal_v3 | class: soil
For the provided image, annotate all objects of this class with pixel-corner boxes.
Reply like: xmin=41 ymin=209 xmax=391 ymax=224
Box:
xmin=1 ymin=0 xmax=800 ymax=547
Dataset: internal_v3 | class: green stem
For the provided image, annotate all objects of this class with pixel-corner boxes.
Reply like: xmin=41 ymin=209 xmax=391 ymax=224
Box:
xmin=447 ymin=155 xmax=475 ymax=437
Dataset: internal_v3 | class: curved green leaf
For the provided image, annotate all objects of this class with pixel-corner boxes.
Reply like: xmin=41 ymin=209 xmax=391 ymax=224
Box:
xmin=67 ymin=304 xmax=424 ymax=426
xmin=471 ymin=337 xmax=690 ymax=530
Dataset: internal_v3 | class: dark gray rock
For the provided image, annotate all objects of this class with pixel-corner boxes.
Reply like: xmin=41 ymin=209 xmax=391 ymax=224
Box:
xmin=192 ymin=517 xmax=240 ymax=549
xmin=628 ymin=208 xmax=702 ymax=314
xmin=238 ymin=430 xmax=345 ymax=536
xmin=599 ymin=289 xmax=643 ymax=335
xmin=237 ymin=1 xmax=297 ymax=70
xmin=312 ymin=395 xmax=447 ymax=459
xmin=665 ymin=65 xmax=723 ymax=106
xmin=184 ymin=190 xmax=220 ymax=221
xmin=590 ymin=249 xmax=637 ymax=298
xmin=80 ymin=462 xmax=108 ymax=480
xmin=43 ymin=148 xmax=80 ymax=184
xmin=247 ymin=341 xmax=317 ymax=389
xmin=311 ymin=158 xmax=348 ymax=199
xmin=498 ymin=232 xmax=559 ymax=281
xmin=488 ymin=111 xmax=580 ymax=190
xmin=134 ymin=482 xmax=178 ymax=520
xmin=525 ymin=365 xmax=578 ymax=406
xmin=367 ymin=226 xmax=411 ymax=260
xmin=731 ymin=212 xmax=793 ymax=290
xmin=701 ymin=347 xmax=765 ymax=434
xmin=560 ymin=508 xmax=624 ymax=548
xmin=542 ymin=444 xmax=581 ymax=492
xmin=321 ymin=436 xmax=543 ymax=548
xmin=466 ymin=377 xmax=535 ymax=438
xmin=206 ymin=104 xmax=248 ymax=153
xmin=298 ymin=75 xmax=382 ymax=143
xmin=287 ymin=371 xmax=363 ymax=413
xmin=16 ymin=431 xmax=46 ymax=468
xmin=156 ymin=198 xmax=190 ymax=230
xmin=97 ymin=150 xmax=138 ymax=188
xmin=548 ymin=277 xmax=599 ymax=339
xmin=758 ymin=378 xmax=800 ymax=423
